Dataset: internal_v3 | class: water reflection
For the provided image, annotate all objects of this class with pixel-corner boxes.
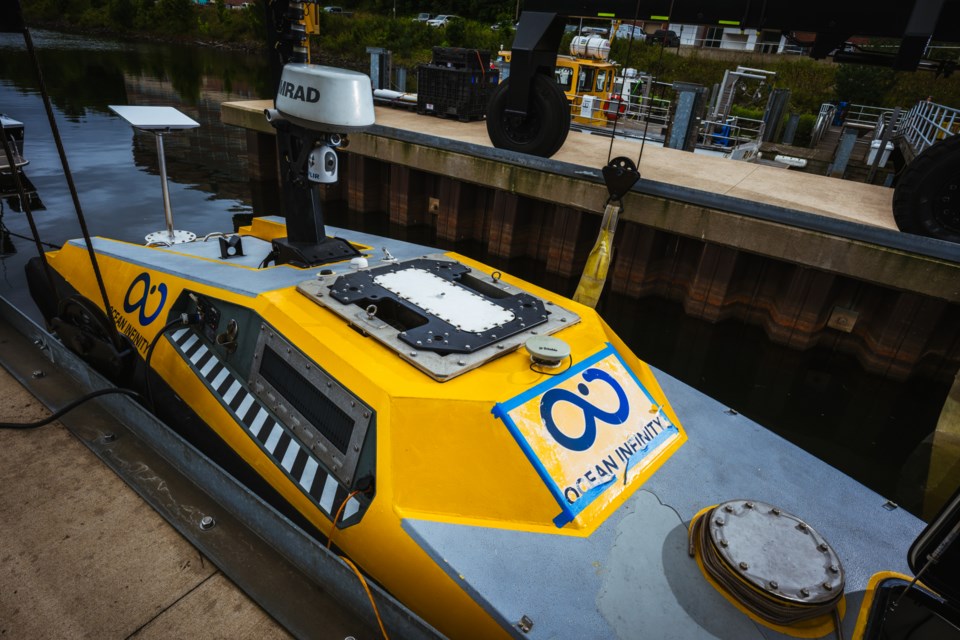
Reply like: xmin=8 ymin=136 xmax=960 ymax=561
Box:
xmin=0 ymin=30 xmax=277 ymax=315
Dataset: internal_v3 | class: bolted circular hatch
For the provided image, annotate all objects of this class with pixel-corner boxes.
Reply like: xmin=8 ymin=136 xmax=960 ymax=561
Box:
xmin=707 ymin=499 xmax=844 ymax=604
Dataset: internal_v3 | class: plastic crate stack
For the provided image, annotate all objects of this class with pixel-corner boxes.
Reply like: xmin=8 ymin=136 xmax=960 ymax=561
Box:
xmin=416 ymin=47 xmax=500 ymax=121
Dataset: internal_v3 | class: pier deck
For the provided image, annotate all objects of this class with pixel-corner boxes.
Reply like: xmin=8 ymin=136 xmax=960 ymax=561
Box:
xmin=0 ymin=304 xmax=376 ymax=639
xmin=227 ymin=100 xmax=898 ymax=231
xmin=0 ymin=365 xmax=291 ymax=639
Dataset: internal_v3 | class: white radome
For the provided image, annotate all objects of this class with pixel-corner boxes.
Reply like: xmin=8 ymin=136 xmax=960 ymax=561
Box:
xmin=274 ymin=63 xmax=375 ymax=132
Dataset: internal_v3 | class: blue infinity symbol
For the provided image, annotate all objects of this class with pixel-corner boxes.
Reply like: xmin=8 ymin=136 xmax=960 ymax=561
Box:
xmin=539 ymin=368 xmax=630 ymax=451
xmin=123 ymin=272 xmax=167 ymax=326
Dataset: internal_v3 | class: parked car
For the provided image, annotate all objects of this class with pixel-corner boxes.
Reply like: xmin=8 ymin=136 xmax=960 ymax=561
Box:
xmin=647 ymin=29 xmax=680 ymax=47
xmin=427 ymin=15 xmax=459 ymax=27
xmin=580 ymin=26 xmax=610 ymax=37
xmin=322 ymin=6 xmax=342 ymax=12
xmin=615 ymin=24 xmax=644 ymax=40
xmin=413 ymin=12 xmax=432 ymax=22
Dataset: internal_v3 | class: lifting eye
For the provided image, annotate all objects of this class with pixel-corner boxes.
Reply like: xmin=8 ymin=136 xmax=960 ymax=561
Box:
xmin=216 ymin=319 xmax=239 ymax=354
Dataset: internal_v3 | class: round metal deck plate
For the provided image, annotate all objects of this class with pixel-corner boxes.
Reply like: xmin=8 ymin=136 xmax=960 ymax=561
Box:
xmin=707 ymin=500 xmax=844 ymax=604
xmin=145 ymin=229 xmax=197 ymax=245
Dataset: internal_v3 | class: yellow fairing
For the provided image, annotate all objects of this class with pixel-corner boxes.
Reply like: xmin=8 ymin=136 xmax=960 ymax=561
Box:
xmin=44 ymin=240 xmax=686 ymax=638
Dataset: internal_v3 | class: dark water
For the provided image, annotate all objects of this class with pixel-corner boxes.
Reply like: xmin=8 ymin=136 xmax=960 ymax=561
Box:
xmin=0 ymin=30 xmax=954 ymax=521
xmin=0 ymin=30 xmax=270 ymax=313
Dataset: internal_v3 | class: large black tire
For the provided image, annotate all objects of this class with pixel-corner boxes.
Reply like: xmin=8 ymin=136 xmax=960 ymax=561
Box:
xmin=893 ymin=134 xmax=960 ymax=243
xmin=486 ymin=74 xmax=570 ymax=157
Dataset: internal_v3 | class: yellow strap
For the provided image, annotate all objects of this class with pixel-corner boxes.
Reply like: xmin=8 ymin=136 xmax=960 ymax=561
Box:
xmin=572 ymin=202 xmax=621 ymax=308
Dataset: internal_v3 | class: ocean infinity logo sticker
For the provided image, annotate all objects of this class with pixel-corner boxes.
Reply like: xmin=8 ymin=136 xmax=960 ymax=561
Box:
xmin=492 ymin=344 xmax=683 ymax=527
xmin=123 ymin=272 xmax=167 ymax=326
xmin=540 ymin=368 xmax=630 ymax=451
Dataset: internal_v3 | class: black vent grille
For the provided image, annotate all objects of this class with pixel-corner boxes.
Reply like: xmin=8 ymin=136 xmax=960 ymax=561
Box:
xmin=260 ymin=346 xmax=353 ymax=454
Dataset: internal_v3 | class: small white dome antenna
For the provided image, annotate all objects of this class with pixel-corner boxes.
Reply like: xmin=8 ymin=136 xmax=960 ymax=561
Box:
xmin=524 ymin=335 xmax=571 ymax=368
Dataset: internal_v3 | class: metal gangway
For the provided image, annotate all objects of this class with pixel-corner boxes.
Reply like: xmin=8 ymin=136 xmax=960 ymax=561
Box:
xmin=812 ymin=99 xmax=957 ymax=155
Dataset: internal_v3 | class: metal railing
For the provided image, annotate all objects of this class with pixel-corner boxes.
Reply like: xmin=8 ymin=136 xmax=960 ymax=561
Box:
xmin=897 ymin=100 xmax=960 ymax=155
xmin=698 ymin=116 xmax=766 ymax=151
xmin=622 ymin=94 xmax=672 ymax=126
xmin=568 ymin=90 xmax=673 ymax=131
xmin=842 ymin=103 xmax=901 ymax=134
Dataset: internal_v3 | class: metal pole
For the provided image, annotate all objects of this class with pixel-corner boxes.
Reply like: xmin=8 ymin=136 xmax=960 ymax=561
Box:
xmin=15 ymin=5 xmax=123 ymax=348
xmin=867 ymin=106 xmax=900 ymax=184
xmin=154 ymin=131 xmax=175 ymax=241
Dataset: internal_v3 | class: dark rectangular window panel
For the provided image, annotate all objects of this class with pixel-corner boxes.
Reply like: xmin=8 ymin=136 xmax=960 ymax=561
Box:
xmin=259 ymin=346 xmax=353 ymax=454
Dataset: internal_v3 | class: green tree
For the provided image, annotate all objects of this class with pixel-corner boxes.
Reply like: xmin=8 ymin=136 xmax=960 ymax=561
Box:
xmin=108 ymin=0 xmax=136 ymax=28
xmin=153 ymin=0 xmax=194 ymax=36
xmin=834 ymin=64 xmax=896 ymax=106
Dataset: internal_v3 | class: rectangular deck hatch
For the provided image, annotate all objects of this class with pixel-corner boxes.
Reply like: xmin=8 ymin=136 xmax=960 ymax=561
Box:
xmin=374 ymin=268 xmax=515 ymax=332
xmin=297 ymin=254 xmax=580 ymax=381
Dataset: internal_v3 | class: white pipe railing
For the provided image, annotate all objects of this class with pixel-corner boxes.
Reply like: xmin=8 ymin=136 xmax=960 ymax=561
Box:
xmin=698 ymin=116 xmax=765 ymax=150
xmin=897 ymin=100 xmax=960 ymax=155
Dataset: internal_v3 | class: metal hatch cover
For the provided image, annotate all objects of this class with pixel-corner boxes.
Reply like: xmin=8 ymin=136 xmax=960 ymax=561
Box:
xmin=707 ymin=500 xmax=844 ymax=605
xmin=297 ymin=255 xmax=580 ymax=381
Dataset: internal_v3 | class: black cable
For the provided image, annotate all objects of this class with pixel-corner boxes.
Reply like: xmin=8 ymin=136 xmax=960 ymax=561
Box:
xmin=4 ymin=228 xmax=61 ymax=250
xmin=606 ymin=0 xmax=645 ymax=164
xmin=635 ymin=17 xmax=671 ymax=170
xmin=144 ymin=315 xmax=199 ymax=412
xmin=13 ymin=3 xmax=125 ymax=354
xmin=0 ymin=387 xmax=143 ymax=429
xmin=529 ymin=355 xmax=574 ymax=376
xmin=4 ymin=314 xmax=199 ymax=428
xmin=259 ymin=248 xmax=279 ymax=269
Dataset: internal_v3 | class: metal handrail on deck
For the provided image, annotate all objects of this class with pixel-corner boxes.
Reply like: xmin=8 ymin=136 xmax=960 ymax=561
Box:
xmin=698 ymin=116 xmax=765 ymax=150
xmin=843 ymin=103 xmax=895 ymax=131
xmin=897 ymin=99 xmax=960 ymax=155
xmin=623 ymin=94 xmax=672 ymax=125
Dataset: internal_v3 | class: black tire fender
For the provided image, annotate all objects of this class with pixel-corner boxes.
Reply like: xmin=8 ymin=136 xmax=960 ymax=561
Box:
xmin=893 ymin=135 xmax=960 ymax=243
xmin=486 ymin=74 xmax=570 ymax=158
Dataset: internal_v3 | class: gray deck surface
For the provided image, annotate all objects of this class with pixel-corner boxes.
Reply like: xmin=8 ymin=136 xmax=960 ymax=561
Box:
xmin=405 ymin=368 xmax=923 ymax=640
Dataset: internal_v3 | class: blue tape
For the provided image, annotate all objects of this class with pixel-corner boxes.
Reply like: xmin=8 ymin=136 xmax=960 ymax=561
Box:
xmin=552 ymin=474 xmax=617 ymax=527
xmin=494 ymin=344 xmax=616 ymax=414
xmin=493 ymin=401 xmax=572 ymax=520
xmin=623 ymin=423 xmax=679 ymax=484
xmin=493 ymin=344 xmax=671 ymax=528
